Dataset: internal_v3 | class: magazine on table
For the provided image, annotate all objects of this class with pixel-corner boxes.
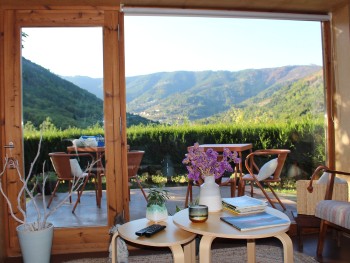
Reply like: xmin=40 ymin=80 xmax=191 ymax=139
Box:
xmin=222 ymin=204 xmax=266 ymax=215
xmin=220 ymin=211 xmax=290 ymax=231
xmin=222 ymin=195 xmax=267 ymax=214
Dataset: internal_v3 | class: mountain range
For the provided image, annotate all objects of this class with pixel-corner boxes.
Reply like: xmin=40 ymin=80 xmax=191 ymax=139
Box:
xmin=63 ymin=75 xmax=103 ymax=100
xmin=22 ymin=58 xmax=154 ymax=129
xmin=23 ymin=57 xmax=323 ymax=128
xmin=124 ymin=66 xmax=323 ymax=123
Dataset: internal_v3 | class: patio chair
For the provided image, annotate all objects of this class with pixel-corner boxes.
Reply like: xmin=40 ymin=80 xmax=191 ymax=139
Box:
xmin=47 ymin=152 xmax=97 ymax=213
xmin=127 ymin=150 xmax=147 ymax=201
xmin=307 ymin=165 xmax=350 ymax=257
xmin=240 ymin=149 xmax=290 ymax=210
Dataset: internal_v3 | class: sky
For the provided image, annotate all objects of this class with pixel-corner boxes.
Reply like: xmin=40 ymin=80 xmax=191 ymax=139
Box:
xmin=21 ymin=16 xmax=323 ymax=78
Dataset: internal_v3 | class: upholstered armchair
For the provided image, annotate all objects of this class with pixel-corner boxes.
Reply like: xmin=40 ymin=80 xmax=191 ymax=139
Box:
xmin=307 ymin=165 xmax=350 ymax=257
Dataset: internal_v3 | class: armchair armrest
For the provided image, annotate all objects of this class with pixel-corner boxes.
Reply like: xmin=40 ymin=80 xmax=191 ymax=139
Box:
xmin=307 ymin=165 xmax=328 ymax=193
xmin=307 ymin=165 xmax=350 ymax=200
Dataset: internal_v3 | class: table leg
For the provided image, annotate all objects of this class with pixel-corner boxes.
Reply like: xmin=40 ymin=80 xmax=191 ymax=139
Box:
xmin=238 ymin=148 xmax=253 ymax=196
xmin=170 ymin=244 xmax=186 ymax=263
xmin=111 ymin=231 xmax=119 ymax=263
xmin=275 ymin=232 xmax=294 ymax=263
xmin=231 ymin=165 xmax=238 ymax=197
xmin=183 ymin=239 xmax=196 ymax=263
xmin=96 ymin=152 xmax=104 ymax=208
xmin=97 ymin=170 xmax=102 ymax=208
xmin=238 ymin=174 xmax=245 ymax=196
xmin=237 ymin=151 xmax=245 ymax=196
xmin=199 ymin=235 xmax=215 ymax=263
xmin=247 ymin=239 xmax=256 ymax=263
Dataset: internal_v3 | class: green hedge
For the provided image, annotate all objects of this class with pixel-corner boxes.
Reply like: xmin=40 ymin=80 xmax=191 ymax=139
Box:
xmin=127 ymin=121 xmax=325 ymax=178
xmin=24 ymin=120 xmax=325 ymax=182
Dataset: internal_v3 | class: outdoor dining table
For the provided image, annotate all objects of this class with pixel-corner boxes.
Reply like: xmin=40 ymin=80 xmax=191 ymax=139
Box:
xmin=67 ymin=146 xmax=105 ymax=207
xmin=198 ymin=143 xmax=253 ymax=196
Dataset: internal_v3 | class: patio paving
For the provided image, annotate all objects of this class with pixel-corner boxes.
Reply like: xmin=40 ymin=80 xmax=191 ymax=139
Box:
xmin=130 ymin=185 xmax=297 ymax=222
xmin=26 ymin=184 xmax=297 ymax=228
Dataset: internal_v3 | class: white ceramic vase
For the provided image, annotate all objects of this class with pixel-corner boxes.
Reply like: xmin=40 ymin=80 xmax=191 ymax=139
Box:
xmin=16 ymin=222 xmax=54 ymax=263
xmin=199 ymin=176 xmax=222 ymax=212
xmin=146 ymin=204 xmax=168 ymax=222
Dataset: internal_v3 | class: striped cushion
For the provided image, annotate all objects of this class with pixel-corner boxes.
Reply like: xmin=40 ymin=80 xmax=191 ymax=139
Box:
xmin=315 ymin=200 xmax=350 ymax=229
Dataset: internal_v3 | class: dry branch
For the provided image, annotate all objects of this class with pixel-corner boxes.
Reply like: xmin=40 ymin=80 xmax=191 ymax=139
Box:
xmin=0 ymin=135 xmax=100 ymax=231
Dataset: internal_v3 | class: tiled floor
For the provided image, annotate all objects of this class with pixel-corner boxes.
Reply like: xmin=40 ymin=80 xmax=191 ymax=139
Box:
xmin=26 ymin=184 xmax=297 ymax=227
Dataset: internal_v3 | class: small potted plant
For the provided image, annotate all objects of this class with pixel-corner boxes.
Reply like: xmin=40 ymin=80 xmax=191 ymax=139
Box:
xmin=146 ymin=187 xmax=169 ymax=222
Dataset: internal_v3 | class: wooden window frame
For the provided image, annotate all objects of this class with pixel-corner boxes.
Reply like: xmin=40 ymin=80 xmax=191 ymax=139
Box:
xmin=1 ymin=7 xmax=129 ymax=256
xmin=0 ymin=6 xmax=335 ymax=257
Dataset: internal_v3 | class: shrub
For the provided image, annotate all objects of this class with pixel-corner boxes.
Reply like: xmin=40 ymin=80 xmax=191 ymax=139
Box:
xmin=24 ymin=119 xmax=325 ymax=186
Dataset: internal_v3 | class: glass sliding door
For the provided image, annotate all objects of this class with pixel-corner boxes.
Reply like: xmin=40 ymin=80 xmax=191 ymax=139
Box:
xmin=21 ymin=27 xmax=107 ymax=227
xmin=123 ymin=16 xmax=325 ymax=217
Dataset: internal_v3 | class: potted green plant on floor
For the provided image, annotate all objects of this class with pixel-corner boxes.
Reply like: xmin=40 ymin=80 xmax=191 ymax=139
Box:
xmin=0 ymin=136 xmax=98 ymax=263
xmin=146 ymin=187 xmax=170 ymax=222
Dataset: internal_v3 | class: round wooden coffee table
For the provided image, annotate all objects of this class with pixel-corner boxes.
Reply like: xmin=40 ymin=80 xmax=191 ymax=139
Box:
xmin=173 ymin=207 xmax=293 ymax=263
xmin=111 ymin=216 xmax=196 ymax=263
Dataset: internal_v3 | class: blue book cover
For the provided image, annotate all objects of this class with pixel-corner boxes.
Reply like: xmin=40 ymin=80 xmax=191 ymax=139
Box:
xmin=220 ymin=212 xmax=290 ymax=231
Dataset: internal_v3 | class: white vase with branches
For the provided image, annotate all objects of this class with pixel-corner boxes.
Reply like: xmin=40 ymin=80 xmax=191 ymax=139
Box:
xmin=0 ymin=136 xmax=98 ymax=263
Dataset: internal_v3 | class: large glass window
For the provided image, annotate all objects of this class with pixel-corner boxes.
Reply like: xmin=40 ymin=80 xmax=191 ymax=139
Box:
xmin=21 ymin=27 xmax=106 ymax=227
xmin=19 ymin=17 xmax=325 ymax=225
xmin=124 ymin=16 xmax=325 ymax=217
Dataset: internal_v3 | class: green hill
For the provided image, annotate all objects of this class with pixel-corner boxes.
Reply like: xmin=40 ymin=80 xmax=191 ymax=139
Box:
xmin=22 ymin=57 xmax=323 ymax=128
xmin=22 ymin=57 xmax=103 ymax=129
xmin=241 ymin=70 xmax=324 ymax=120
xmin=204 ymin=70 xmax=324 ymax=123
xmin=125 ymin=66 xmax=322 ymax=124
xmin=22 ymin=58 xmax=155 ymax=129
xmin=62 ymin=75 xmax=103 ymax=100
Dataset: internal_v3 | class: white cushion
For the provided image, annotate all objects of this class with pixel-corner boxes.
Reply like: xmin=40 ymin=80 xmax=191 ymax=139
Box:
xmin=317 ymin=172 xmax=347 ymax=184
xmin=257 ymin=158 xmax=278 ymax=181
xmin=70 ymin=159 xmax=86 ymax=178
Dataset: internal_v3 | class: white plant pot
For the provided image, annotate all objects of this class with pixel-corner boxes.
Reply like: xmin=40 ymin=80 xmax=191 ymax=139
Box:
xmin=199 ymin=176 xmax=223 ymax=212
xmin=146 ymin=204 xmax=168 ymax=222
xmin=16 ymin=222 xmax=54 ymax=263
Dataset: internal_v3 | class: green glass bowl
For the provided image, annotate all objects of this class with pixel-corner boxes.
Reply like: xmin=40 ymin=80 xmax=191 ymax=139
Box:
xmin=189 ymin=205 xmax=208 ymax=223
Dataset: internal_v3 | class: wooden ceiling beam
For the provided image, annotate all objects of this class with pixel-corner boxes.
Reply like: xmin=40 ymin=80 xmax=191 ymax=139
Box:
xmin=16 ymin=10 xmax=105 ymax=27
xmin=0 ymin=0 xmax=347 ymax=14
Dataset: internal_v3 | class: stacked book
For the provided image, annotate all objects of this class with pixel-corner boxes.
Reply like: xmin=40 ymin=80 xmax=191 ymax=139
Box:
xmin=220 ymin=211 xmax=290 ymax=231
xmin=222 ymin=195 xmax=267 ymax=215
